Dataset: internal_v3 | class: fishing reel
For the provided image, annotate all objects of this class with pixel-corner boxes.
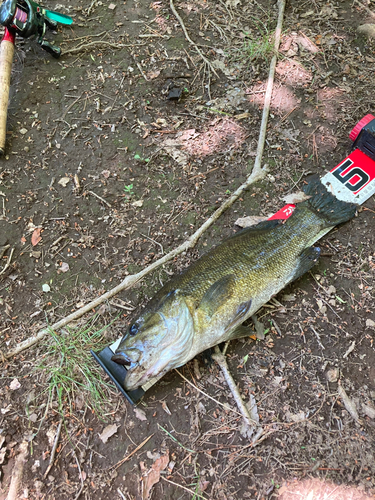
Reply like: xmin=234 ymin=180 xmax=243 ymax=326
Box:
xmin=0 ymin=0 xmax=66 ymax=57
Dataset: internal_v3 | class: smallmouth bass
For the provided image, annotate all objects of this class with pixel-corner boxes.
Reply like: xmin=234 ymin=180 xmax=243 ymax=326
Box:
xmin=112 ymin=177 xmax=356 ymax=391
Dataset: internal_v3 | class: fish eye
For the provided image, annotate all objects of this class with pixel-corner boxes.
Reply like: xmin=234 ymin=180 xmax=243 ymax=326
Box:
xmin=129 ymin=323 xmax=138 ymax=336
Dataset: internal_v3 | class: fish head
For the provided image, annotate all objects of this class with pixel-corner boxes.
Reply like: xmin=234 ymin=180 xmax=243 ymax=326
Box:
xmin=112 ymin=290 xmax=195 ymax=391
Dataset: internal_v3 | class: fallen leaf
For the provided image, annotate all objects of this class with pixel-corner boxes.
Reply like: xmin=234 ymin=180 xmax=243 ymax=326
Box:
xmin=132 ymin=199 xmax=144 ymax=208
xmin=134 ymin=408 xmax=147 ymax=421
xmin=31 ymin=228 xmax=42 ymax=246
xmin=362 ymin=402 xmax=375 ymax=419
xmin=20 ymin=236 xmax=26 ymax=245
xmin=226 ymin=0 xmax=241 ymax=7
xmin=58 ymin=177 xmax=70 ymax=187
xmin=1 ymin=404 xmax=11 ymax=414
xmin=10 ymin=378 xmax=21 ymax=390
xmin=99 ymin=424 xmax=118 ymax=443
xmin=59 ymin=262 xmax=70 ymax=273
xmin=281 ymin=191 xmax=310 ymax=204
xmin=147 ymin=70 xmax=161 ymax=80
xmin=142 ymin=450 xmax=169 ymax=500
xmin=235 ymin=216 xmax=268 ymax=228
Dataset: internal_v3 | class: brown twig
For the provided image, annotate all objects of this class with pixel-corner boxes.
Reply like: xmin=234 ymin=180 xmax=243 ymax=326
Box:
xmin=169 ymin=0 xmax=218 ymax=77
xmin=43 ymin=419 xmax=63 ymax=479
xmin=161 ymin=476 xmax=209 ymax=500
xmin=62 ymin=41 xmax=139 ymax=56
xmin=0 ymin=247 xmax=14 ymax=275
xmin=175 ymin=368 xmax=242 ymax=417
xmin=109 ymin=434 xmax=154 ymax=470
xmin=212 ymin=346 xmax=258 ymax=430
xmin=2 ymin=0 xmax=286 ymax=360
xmin=87 ymin=190 xmax=112 ymax=208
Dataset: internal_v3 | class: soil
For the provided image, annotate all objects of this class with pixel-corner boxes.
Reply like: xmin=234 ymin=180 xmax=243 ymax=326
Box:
xmin=1 ymin=0 xmax=375 ymax=499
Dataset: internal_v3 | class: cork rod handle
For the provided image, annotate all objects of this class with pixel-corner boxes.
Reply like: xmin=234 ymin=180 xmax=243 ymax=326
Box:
xmin=0 ymin=30 xmax=15 ymax=155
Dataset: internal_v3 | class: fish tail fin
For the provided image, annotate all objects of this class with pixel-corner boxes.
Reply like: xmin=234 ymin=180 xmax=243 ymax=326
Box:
xmin=303 ymin=175 xmax=357 ymax=225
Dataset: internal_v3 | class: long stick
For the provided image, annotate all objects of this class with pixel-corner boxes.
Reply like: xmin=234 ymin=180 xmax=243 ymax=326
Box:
xmin=7 ymin=441 xmax=28 ymax=500
xmin=212 ymin=346 xmax=257 ymax=428
xmin=3 ymin=0 xmax=286 ymax=360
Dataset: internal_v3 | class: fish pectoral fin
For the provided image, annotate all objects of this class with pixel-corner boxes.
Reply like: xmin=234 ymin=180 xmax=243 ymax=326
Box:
xmin=224 ymin=299 xmax=252 ymax=335
xmin=227 ymin=324 xmax=257 ymax=341
xmin=198 ymin=274 xmax=236 ymax=318
xmin=292 ymin=246 xmax=321 ymax=282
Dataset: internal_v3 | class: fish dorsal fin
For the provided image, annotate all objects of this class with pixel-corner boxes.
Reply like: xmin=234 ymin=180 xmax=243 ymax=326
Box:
xmin=198 ymin=274 xmax=236 ymax=318
xmin=225 ymin=299 xmax=252 ymax=335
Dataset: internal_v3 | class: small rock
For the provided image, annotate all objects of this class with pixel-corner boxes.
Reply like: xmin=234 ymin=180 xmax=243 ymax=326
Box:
xmin=326 ymin=368 xmax=339 ymax=383
xmin=58 ymin=177 xmax=70 ymax=187
xmin=366 ymin=318 xmax=375 ymax=329
xmin=10 ymin=378 xmax=21 ymax=390
xmin=19 ymin=128 xmax=28 ymax=135
xmin=357 ymin=24 xmax=375 ymax=39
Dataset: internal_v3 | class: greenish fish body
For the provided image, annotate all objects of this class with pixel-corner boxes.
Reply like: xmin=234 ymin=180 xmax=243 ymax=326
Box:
xmin=112 ymin=178 xmax=356 ymax=391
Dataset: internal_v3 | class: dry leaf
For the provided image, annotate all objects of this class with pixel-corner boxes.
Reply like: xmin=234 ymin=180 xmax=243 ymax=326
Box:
xmin=59 ymin=262 xmax=70 ymax=273
xmin=362 ymin=403 xmax=375 ymax=419
xmin=142 ymin=450 xmax=169 ymax=500
xmin=132 ymin=200 xmax=144 ymax=208
xmin=235 ymin=216 xmax=268 ymax=228
xmin=147 ymin=70 xmax=161 ymax=80
xmin=281 ymin=191 xmax=310 ymax=204
xmin=99 ymin=424 xmax=118 ymax=443
xmin=31 ymin=228 xmax=42 ymax=246
xmin=134 ymin=408 xmax=148 ymax=421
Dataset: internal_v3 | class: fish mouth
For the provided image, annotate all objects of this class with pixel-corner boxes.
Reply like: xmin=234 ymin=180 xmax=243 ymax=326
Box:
xmin=111 ymin=353 xmax=132 ymax=367
xmin=111 ymin=352 xmax=148 ymax=391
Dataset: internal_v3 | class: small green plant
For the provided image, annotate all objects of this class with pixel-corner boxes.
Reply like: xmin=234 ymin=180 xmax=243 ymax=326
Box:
xmin=124 ymin=183 xmax=134 ymax=196
xmin=242 ymin=30 xmax=274 ymax=62
xmin=134 ymin=153 xmax=150 ymax=162
xmin=35 ymin=318 xmax=113 ymax=418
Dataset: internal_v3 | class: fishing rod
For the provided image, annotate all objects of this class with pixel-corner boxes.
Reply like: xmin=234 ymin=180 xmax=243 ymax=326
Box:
xmin=0 ymin=0 xmax=73 ymax=154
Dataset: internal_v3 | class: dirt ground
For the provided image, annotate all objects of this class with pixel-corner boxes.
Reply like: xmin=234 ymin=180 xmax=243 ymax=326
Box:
xmin=1 ymin=0 xmax=375 ymax=498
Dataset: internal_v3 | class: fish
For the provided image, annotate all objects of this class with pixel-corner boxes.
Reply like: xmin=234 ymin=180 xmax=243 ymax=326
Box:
xmin=112 ymin=177 xmax=357 ymax=391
